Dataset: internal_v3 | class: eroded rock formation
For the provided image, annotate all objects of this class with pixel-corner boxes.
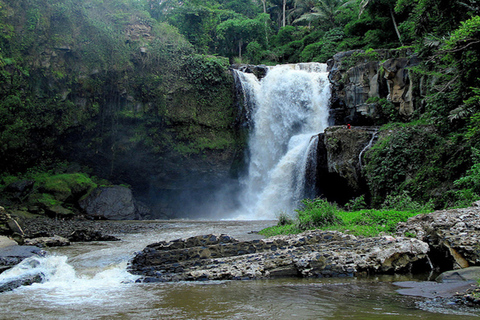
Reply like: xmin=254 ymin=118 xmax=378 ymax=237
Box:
xmin=328 ymin=49 xmax=421 ymax=125
xmin=396 ymin=205 xmax=480 ymax=271
xmin=129 ymin=231 xmax=429 ymax=282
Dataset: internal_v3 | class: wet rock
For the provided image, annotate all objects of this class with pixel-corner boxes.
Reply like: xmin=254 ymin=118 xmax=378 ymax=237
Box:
xmin=231 ymin=64 xmax=268 ymax=79
xmin=0 ymin=236 xmax=42 ymax=273
xmin=129 ymin=230 xmax=429 ymax=281
xmin=24 ymin=235 xmax=70 ymax=248
xmin=79 ymin=186 xmax=137 ymax=220
xmin=68 ymin=229 xmax=120 ymax=242
xmin=437 ymin=267 xmax=480 ymax=283
xmin=394 ymin=280 xmax=477 ymax=299
xmin=0 ymin=273 xmax=44 ymax=293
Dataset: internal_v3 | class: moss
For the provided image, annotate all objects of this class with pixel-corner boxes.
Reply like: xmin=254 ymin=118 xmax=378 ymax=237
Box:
xmin=37 ymin=173 xmax=97 ymax=202
xmin=29 ymin=193 xmax=61 ymax=208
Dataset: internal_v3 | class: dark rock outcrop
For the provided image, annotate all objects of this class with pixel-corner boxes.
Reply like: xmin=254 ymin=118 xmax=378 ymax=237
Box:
xmin=68 ymin=229 xmax=120 ymax=242
xmin=316 ymin=126 xmax=378 ymax=203
xmin=129 ymin=231 xmax=429 ymax=282
xmin=231 ymin=64 xmax=268 ymax=80
xmin=0 ymin=236 xmax=43 ymax=274
xmin=0 ymin=273 xmax=44 ymax=293
xmin=79 ymin=186 xmax=138 ymax=220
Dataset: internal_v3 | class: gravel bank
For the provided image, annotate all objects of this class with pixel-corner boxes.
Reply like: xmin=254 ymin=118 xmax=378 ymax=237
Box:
xmin=19 ymin=217 xmax=168 ymax=239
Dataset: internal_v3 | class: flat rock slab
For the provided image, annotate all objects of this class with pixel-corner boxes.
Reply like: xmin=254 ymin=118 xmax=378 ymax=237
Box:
xmin=436 ymin=267 xmax=480 ymax=282
xmin=0 ymin=236 xmax=17 ymax=249
xmin=394 ymin=281 xmax=477 ymax=299
xmin=129 ymin=230 xmax=430 ymax=282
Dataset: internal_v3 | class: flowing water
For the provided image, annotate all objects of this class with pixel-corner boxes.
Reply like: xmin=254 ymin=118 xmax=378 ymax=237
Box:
xmin=1 ymin=220 xmax=479 ymax=319
xmin=233 ymin=63 xmax=330 ymax=220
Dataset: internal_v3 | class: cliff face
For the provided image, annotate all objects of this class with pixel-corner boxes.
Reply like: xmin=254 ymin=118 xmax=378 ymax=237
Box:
xmin=0 ymin=0 xmax=242 ymax=218
xmin=320 ymin=50 xmax=446 ymax=205
xmin=328 ymin=50 xmax=421 ymax=126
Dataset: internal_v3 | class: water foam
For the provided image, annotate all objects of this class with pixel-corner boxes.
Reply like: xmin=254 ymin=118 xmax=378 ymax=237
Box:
xmin=0 ymin=254 xmax=139 ymax=305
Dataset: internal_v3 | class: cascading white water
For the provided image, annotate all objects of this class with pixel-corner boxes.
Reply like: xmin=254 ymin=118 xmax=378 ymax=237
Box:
xmin=234 ymin=63 xmax=331 ymax=220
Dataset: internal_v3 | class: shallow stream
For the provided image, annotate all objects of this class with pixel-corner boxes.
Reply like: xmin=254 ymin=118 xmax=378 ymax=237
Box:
xmin=1 ymin=220 xmax=479 ymax=319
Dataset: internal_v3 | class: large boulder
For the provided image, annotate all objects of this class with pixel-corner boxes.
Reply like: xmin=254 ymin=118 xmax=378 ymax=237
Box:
xmin=315 ymin=126 xmax=378 ymax=203
xmin=79 ymin=186 xmax=138 ymax=220
xmin=129 ymin=230 xmax=430 ymax=282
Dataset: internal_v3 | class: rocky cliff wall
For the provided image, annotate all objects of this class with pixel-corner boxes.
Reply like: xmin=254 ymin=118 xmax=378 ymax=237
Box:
xmin=0 ymin=1 xmax=243 ymax=218
xmin=328 ymin=49 xmax=421 ymax=126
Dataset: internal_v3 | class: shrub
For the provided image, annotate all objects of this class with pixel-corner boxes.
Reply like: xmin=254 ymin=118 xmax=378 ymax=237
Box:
xmin=295 ymin=198 xmax=343 ymax=229
xmin=345 ymin=195 xmax=367 ymax=211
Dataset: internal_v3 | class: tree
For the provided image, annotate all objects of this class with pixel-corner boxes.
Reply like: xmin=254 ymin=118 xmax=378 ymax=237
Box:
xmin=216 ymin=13 xmax=269 ymax=59
xmin=359 ymin=0 xmax=403 ymax=45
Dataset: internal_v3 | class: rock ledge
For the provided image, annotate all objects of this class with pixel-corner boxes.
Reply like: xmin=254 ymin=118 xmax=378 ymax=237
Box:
xmin=129 ymin=230 xmax=429 ymax=281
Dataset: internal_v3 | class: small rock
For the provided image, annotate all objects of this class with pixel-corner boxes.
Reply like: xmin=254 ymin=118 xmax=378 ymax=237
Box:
xmin=24 ymin=235 xmax=70 ymax=247
xmin=68 ymin=229 xmax=120 ymax=242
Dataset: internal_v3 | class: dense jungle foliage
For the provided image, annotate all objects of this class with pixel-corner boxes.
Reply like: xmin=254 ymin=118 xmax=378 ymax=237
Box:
xmin=0 ymin=0 xmax=479 ymax=216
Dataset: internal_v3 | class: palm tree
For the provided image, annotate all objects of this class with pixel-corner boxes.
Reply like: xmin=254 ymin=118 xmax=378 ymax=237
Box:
xmin=293 ymin=0 xmax=355 ymax=28
xmin=287 ymin=0 xmax=317 ymax=26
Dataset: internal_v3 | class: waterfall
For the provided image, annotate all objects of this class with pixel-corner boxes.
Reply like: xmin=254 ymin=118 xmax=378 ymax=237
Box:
xmin=358 ymin=129 xmax=378 ymax=169
xmin=233 ymin=63 xmax=331 ymax=220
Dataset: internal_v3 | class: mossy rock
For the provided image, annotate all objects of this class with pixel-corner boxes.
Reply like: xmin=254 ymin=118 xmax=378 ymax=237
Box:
xmin=28 ymin=193 xmax=61 ymax=209
xmin=44 ymin=205 xmax=75 ymax=217
xmin=38 ymin=173 xmax=97 ymax=202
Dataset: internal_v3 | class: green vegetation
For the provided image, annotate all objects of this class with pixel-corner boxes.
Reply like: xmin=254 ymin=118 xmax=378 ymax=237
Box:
xmin=260 ymin=197 xmax=433 ymax=237
xmin=0 ymin=162 xmax=112 ymax=216
xmin=1 ymin=0 xmax=480 ymax=222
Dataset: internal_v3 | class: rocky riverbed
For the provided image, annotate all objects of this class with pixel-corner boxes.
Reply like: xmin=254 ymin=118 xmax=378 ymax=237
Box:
xmin=3 ymin=205 xmax=480 ymax=306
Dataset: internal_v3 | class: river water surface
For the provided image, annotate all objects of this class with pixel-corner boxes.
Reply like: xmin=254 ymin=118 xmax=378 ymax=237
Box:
xmin=1 ymin=220 xmax=479 ymax=319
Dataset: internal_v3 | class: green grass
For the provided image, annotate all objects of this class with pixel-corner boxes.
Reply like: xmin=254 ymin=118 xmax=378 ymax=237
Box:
xmin=259 ymin=198 xmax=433 ymax=238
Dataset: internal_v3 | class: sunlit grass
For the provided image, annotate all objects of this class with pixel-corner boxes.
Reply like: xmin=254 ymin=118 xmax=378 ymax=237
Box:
xmin=259 ymin=198 xmax=433 ymax=238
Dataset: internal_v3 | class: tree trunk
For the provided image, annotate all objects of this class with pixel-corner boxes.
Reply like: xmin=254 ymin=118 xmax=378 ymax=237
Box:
xmin=238 ymin=38 xmax=243 ymax=59
xmin=390 ymin=8 xmax=404 ymax=46
xmin=283 ymin=0 xmax=286 ymax=27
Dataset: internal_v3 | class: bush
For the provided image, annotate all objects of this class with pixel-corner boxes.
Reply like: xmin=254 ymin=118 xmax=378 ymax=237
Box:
xmin=345 ymin=195 xmax=367 ymax=211
xmin=295 ymin=199 xmax=343 ymax=229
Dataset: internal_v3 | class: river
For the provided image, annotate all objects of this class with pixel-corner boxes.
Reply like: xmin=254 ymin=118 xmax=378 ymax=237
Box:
xmin=0 ymin=220 xmax=479 ymax=319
